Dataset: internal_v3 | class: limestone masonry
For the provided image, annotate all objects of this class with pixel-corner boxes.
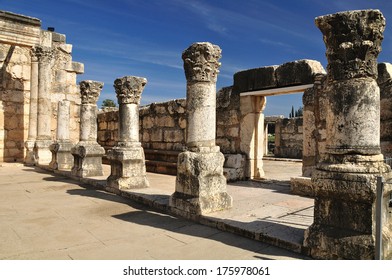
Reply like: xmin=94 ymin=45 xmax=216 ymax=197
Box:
xmin=1 ymin=8 xmax=392 ymax=259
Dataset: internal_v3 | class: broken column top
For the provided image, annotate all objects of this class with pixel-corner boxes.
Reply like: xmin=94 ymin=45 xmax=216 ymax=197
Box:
xmin=182 ymin=42 xmax=222 ymax=83
xmin=80 ymin=80 xmax=104 ymax=104
xmin=315 ymin=9 xmax=385 ymax=80
xmin=114 ymin=76 xmax=147 ymax=105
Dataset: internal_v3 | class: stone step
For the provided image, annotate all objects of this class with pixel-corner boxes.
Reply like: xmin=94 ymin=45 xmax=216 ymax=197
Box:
xmin=144 ymin=149 xmax=180 ymax=163
xmin=145 ymin=159 xmax=177 ymax=175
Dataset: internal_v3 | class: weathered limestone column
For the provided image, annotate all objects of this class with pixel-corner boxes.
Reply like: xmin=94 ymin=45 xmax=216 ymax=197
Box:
xmin=240 ymin=95 xmax=266 ymax=179
xmin=34 ymin=46 xmax=54 ymax=165
xmin=304 ymin=10 xmax=392 ymax=259
xmin=107 ymin=76 xmax=149 ymax=189
xmin=170 ymin=42 xmax=233 ymax=216
xmin=49 ymin=100 xmax=74 ymax=170
xmin=71 ymin=80 xmax=105 ymax=177
xmin=24 ymin=47 xmax=39 ymax=165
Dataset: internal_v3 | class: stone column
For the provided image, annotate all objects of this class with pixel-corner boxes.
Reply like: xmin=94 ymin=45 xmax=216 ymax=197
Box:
xmin=24 ymin=47 xmax=39 ymax=165
xmin=34 ymin=46 xmax=53 ymax=165
xmin=49 ymin=100 xmax=74 ymax=170
xmin=170 ymin=42 xmax=233 ymax=216
xmin=304 ymin=10 xmax=392 ymax=259
xmin=107 ymin=76 xmax=149 ymax=189
xmin=71 ymin=80 xmax=105 ymax=177
xmin=240 ymin=95 xmax=266 ymax=179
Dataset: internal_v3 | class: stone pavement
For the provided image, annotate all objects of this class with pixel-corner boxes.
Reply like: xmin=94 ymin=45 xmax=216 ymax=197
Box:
xmin=0 ymin=159 xmax=312 ymax=260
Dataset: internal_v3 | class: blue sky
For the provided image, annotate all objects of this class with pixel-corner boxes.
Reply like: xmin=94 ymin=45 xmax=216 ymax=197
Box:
xmin=2 ymin=0 xmax=392 ymax=116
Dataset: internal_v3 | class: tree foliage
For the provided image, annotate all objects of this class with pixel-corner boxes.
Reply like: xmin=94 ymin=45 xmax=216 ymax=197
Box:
xmin=289 ymin=106 xmax=303 ymax=118
xmin=101 ymin=99 xmax=117 ymax=108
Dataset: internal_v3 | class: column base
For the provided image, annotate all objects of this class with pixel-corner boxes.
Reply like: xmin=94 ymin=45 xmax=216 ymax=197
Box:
xmin=107 ymin=145 xmax=149 ymax=189
xmin=304 ymin=157 xmax=392 ymax=259
xmin=24 ymin=140 xmax=37 ymax=165
xmin=170 ymin=147 xmax=233 ymax=216
xmin=49 ymin=141 xmax=74 ymax=170
xmin=71 ymin=142 xmax=105 ymax=178
xmin=34 ymin=139 xmax=53 ymax=165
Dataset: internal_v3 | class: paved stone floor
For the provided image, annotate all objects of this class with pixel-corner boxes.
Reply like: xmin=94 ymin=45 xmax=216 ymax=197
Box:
xmin=0 ymin=160 xmax=312 ymax=260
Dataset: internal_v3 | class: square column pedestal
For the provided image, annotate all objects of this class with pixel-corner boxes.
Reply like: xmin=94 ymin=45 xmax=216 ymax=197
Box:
xmin=71 ymin=142 xmax=105 ymax=177
xmin=107 ymin=145 xmax=149 ymax=189
xmin=35 ymin=139 xmax=53 ymax=165
xmin=170 ymin=146 xmax=233 ymax=216
xmin=304 ymin=155 xmax=392 ymax=259
xmin=49 ymin=141 xmax=74 ymax=170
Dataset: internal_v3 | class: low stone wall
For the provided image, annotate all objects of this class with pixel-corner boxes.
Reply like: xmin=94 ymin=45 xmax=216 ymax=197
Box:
xmin=274 ymin=117 xmax=303 ymax=159
xmin=140 ymin=99 xmax=186 ymax=151
xmin=97 ymin=94 xmax=247 ymax=181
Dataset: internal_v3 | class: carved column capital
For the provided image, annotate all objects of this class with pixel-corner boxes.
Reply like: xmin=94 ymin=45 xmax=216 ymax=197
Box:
xmin=316 ymin=9 xmax=385 ymax=80
xmin=114 ymin=76 xmax=147 ymax=105
xmin=32 ymin=46 xmax=54 ymax=64
xmin=182 ymin=42 xmax=221 ymax=83
xmin=79 ymin=80 xmax=104 ymax=104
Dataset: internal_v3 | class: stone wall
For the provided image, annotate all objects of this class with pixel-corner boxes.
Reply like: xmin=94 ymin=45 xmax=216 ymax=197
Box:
xmin=378 ymin=63 xmax=392 ymax=160
xmin=97 ymin=93 xmax=246 ymax=181
xmin=0 ymin=44 xmax=31 ymax=161
xmin=140 ymin=99 xmax=186 ymax=151
xmin=274 ymin=117 xmax=303 ymax=159
xmin=302 ymin=74 xmax=328 ymax=176
xmin=0 ymin=11 xmax=83 ymax=162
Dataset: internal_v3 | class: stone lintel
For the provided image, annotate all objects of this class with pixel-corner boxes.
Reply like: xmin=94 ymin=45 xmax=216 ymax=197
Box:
xmin=234 ymin=59 xmax=325 ymax=93
xmin=0 ymin=10 xmax=41 ymax=47
xmin=240 ymin=84 xmax=314 ymax=97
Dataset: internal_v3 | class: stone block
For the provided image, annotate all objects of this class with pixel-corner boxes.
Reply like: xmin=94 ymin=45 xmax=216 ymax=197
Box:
xmin=233 ymin=65 xmax=278 ymax=92
xmin=170 ymin=149 xmax=233 ymax=215
xmin=224 ymin=154 xmax=244 ymax=169
xmin=59 ymin=43 xmax=72 ymax=53
xmin=276 ymin=59 xmax=326 ymax=87
xmin=290 ymin=176 xmax=314 ymax=197
xmin=178 ymin=117 xmax=186 ymax=129
xmin=151 ymin=128 xmax=163 ymax=142
xmin=51 ymin=32 xmax=66 ymax=43
xmin=156 ymin=115 xmax=175 ymax=127
xmin=163 ymin=129 xmax=183 ymax=143
xmin=377 ymin=62 xmax=392 ymax=85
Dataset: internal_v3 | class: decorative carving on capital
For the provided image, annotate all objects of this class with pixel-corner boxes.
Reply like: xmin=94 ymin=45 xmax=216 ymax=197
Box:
xmin=182 ymin=42 xmax=221 ymax=83
xmin=315 ymin=9 xmax=385 ymax=81
xmin=32 ymin=46 xmax=54 ymax=64
xmin=79 ymin=80 xmax=104 ymax=104
xmin=114 ymin=76 xmax=147 ymax=105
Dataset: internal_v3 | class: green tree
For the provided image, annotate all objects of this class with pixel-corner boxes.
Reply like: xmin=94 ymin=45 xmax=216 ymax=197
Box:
xmin=101 ymin=99 xmax=116 ymax=108
xmin=289 ymin=105 xmax=294 ymax=118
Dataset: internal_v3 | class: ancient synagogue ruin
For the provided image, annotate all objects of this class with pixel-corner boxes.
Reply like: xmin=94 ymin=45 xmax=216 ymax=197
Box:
xmin=0 ymin=8 xmax=391 ymax=259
